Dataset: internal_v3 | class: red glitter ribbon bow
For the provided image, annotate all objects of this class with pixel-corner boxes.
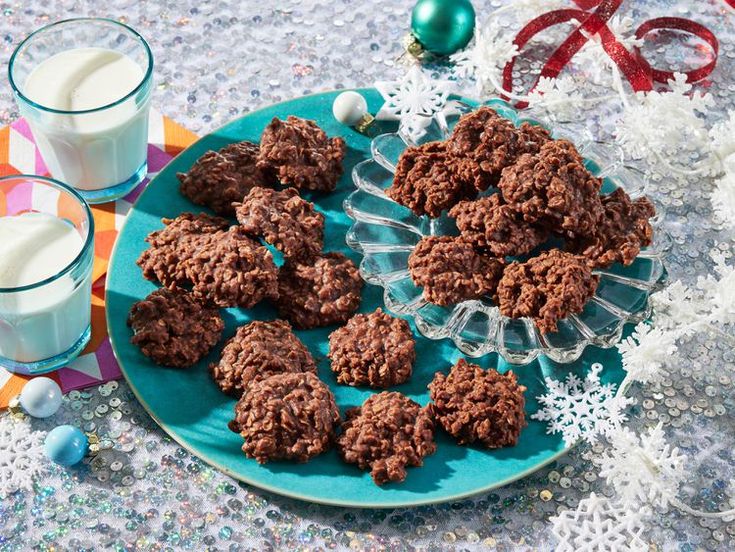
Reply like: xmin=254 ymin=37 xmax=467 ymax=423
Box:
xmin=502 ymin=0 xmax=720 ymax=107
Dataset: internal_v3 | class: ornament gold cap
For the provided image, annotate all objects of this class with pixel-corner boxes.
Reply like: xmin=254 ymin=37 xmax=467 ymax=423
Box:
xmin=8 ymin=395 xmax=26 ymax=421
xmin=355 ymin=113 xmax=376 ymax=134
xmin=86 ymin=431 xmax=113 ymax=456
xmin=400 ymin=33 xmax=429 ymax=63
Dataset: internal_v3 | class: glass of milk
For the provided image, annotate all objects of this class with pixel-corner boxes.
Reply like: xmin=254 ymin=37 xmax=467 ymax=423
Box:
xmin=8 ymin=18 xmax=153 ymax=204
xmin=0 ymin=175 xmax=94 ymax=374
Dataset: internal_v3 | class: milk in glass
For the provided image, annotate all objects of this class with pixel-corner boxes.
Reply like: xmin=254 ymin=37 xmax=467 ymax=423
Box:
xmin=0 ymin=212 xmax=92 ymax=363
xmin=23 ymin=47 xmax=149 ymax=191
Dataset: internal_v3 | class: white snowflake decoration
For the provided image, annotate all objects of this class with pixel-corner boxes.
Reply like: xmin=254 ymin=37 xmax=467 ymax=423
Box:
xmin=551 ymin=492 xmax=647 ymax=552
xmin=598 ymin=423 xmax=686 ymax=509
xmin=374 ymin=66 xmax=452 ymax=142
xmin=0 ymin=415 xmax=47 ymax=498
xmin=574 ymin=16 xmax=644 ymax=87
xmin=532 ymin=363 xmax=634 ymax=447
xmin=708 ymin=109 xmax=735 ymax=174
xmin=712 ymin=173 xmax=735 ymax=230
xmin=614 ymin=73 xmax=714 ymax=172
xmin=526 ymin=75 xmax=583 ymax=121
xmin=616 ymin=322 xmax=677 ymax=384
xmin=696 ymin=249 xmax=735 ymax=326
xmin=649 ymin=280 xmax=701 ymax=332
xmin=450 ymin=20 xmax=518 ymax=97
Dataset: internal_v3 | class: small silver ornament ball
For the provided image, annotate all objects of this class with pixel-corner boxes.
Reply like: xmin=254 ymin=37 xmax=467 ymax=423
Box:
xmin=332 ymin=91 xmax=368 ymax=126
xmin=20 ymin=377 xmax=63 ymax=418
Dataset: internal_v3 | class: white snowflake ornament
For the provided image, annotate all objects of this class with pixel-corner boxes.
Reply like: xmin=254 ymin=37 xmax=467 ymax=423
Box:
xmin=599 ymin=423 xmax=686 ymax=509
xmin=450 ymin=21 xmax=518 ymax=97
xmin=649 ymin=281 xmax=701 ymax=332
xmin=374 ymin=66 xmax=452 ymax=142
xmin=696 ymin=249 xmax=735 ymax=326
xmin=526 ymin=75 xmax=583 ymax=121
xmin=551 ymin=493 xmax=647 ymax=552
xmin=0 ymin=414 xmax=48 ymax=498
xmin=614 ymin=73 xmax=714 ymax=174
xmin=708 ymin=110 xmax=735 ymax=175
xmin=616 ymin=322 xmax=677 ymax=384
xmin=532 ymin=363 xmax=634 ymax=447
xmin=712 ymin=173 xmax=735 ymax=230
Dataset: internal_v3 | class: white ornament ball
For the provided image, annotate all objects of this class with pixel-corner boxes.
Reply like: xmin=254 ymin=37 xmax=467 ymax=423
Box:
xmin=332 ymin=91 xmax=368 ymax=126
xmin=20 ymin=377 xmax=62 ymax=418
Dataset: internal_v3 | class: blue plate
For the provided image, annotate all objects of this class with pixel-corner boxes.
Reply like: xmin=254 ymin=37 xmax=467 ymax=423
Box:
xmin=106 ymin=89 xmax=626 ymax=508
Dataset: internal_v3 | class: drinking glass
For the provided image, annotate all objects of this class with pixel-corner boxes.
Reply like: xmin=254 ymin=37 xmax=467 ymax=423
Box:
xmin=0 ymin=175 xmax=94 ymax=374
xmin=9 ymin=18 xmax=154 ymax=203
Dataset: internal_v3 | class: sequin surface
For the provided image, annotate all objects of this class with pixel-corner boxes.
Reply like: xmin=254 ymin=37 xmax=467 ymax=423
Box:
xmin=1 ymin=1 xmax=734 ymax=550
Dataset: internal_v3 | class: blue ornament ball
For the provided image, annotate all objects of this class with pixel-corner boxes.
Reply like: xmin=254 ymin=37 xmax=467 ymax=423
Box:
xmin=44 ymin=425 xmax=88 ymax=466
xmin=19 ymin=377 xmax=62 ymax=418
xmin=410 ymin=0 xmax=476 ymax=56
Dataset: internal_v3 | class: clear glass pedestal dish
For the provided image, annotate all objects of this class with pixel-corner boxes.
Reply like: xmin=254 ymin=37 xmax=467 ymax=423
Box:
xmin=343 ymin=99 xmax=670 ymax=365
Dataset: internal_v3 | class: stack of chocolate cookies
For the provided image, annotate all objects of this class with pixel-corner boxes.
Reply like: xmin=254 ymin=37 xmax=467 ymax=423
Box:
xmin=387 ymin=107 xmax=656 ymax=334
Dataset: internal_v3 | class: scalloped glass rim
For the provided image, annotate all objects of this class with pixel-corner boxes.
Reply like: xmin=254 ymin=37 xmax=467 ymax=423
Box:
xmin=344 ymin=98 xmax=670 ymax=365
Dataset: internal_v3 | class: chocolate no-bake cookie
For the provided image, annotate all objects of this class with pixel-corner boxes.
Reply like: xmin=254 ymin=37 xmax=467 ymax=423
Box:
xmin=567 ymin=188 xmax=656 ymax=268
xmin=276 ymin=252 xmax=363 ymax=329
xmin=210 ymin=320 xmax=317 ymax=397
xmin=137 ymin=212 xmax=230 ymax=289
xmin=235 ymin=187 xmax=324 ymax=260
xmin=178 ymin=141 xmax=275 ymax=216
xmin=408 ymin=236 xmax=505 ymax=306
xmin=328 ymin=308 xmax=415 ymax=388
xmin=428 ymin=359 xmax=526 ymax=448
xmin=447 ymin=107 xmax=551 ymax=191
xmin=230 ymin=372 xmax=340 ymax=464
xmin=449 ymin=194 xmax=549 ymax=257
xmin=257 ymin=116 xmax=346 ymax=192
xmin=337 ymin=392 xmax=436 ymax=485
xmin=127 ymin=288 xmax=224 ymax=368
xmin=186 ymin=226 xmax=279 ymax=307
xmin=497 ymin=249 xmax=600 ymax=334
xmin=138 ymin=214 xmax=278 ymax=308
xmin=386 ymin=141 xmax=476 ymax=218
xmin=498 ymin=139 xmax=603 ymax=236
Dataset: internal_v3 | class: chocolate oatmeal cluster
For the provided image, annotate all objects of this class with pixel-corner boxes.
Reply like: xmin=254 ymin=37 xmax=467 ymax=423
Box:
xmin=235 ymin=186 xmax=324 ymax=261
xmin=257 ymin=115 xmax=346 ymax=192
xmin=566 ymin=188 xmax=656 ymax=268
xmin=328 ymin=308 xmax=415 ymax=388
xmin=137 ymin=213 xmax=279 ymax=308
xmin=498 ymin=140 xmax=603 ymax=236
xmin=210 ymin=320 xmax=316 ymax=397
xmin=447 ymin=108 xmax=552 ymax=191
xmin=428 ymin=359 xmax=526 ymax=448
xmin=386 ymin=106 xmax=655 ymax=333
xmin=386 ymin=142 xmax=475 ymax=218
xmin=178 ymin=141 xmax=276 ymax=216
xmin=408 ymin=236 xmax=505 ymax=306
xmin=337 ymin=392 xmax=436 ymax=485
xmin=497 ymin=250 xmax=600 ymax=334
xmin=277 ymin=252 xmax=363 ymax=329
xmin=230 ymin=372 xmax=340 ymax=464
xmin=449 ymin=194 xmax=548 ymax=257
xmin=127 ymin=288 xmax=224 ymax=368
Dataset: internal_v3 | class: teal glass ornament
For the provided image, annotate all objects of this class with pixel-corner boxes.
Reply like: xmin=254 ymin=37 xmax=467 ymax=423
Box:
xmin=44 ymin=425 xmax=88 ymax=466
xmin=410 ymin=0 xmax=476 ymax=56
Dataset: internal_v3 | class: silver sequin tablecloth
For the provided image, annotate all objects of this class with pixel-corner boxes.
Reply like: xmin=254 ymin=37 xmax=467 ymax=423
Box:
xmin=1 ymin=1 xmax=734 ymax=550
